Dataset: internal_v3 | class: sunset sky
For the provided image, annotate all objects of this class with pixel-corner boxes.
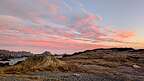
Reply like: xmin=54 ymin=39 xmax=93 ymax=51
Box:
xmin=0 ymin=0 xmax=144 ymax=54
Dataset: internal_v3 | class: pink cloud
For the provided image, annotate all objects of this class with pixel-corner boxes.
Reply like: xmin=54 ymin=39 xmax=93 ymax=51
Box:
xmin=75 ymin=15 xmax=96 ymax=27
xmin=0 ymin=15 xmax=137 ymax=54
xmin=22 ymin=38 xmax=109 ymax=52
xmin=39 ymin=0 xmax=49 ymax=4
xmin=70 ymin=14 xmax=105 ymax=40
xmin=48 ymin=4 xmax=59 ymax=15
xmin=20 ymin=27 xmax=46 ymax=35
xmin=102 ymin=26 xmax=136 ymax=42
xmin=0 ymin=27 xmax=7 ymax=32
xmin=0 ymin=0 xmax=140 ymax=54
xmin=90 ymin=24 xmax=99 ymax=33
xmin=31 ymin=17 xmax=48 ymax=25
xmin=97 ymin=15 xmax=103 ymax=21
xmin=57 ymin=15 xmax=67 ymax=21
xmin=116 ymin=31 xmax=135 ymax=39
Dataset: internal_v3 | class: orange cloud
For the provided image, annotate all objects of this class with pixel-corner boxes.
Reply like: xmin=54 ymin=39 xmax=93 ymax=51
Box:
xmin=116 ymin=31 xmax=135 ymax=39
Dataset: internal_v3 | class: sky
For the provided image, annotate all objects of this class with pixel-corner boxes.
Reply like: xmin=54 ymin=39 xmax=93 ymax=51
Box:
xmin=0 ymin=0 xmax=144 ymax=54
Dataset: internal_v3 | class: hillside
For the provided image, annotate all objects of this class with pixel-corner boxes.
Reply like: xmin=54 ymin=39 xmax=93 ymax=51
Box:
xmin=63 ymin=48 xmax=144 ymax=63
xmin=0 ymin=48 xmax=143 ymax=81
xmin=0 ymin=50 xmax=33 ymax=59
xmin=0 ymin=52 xmax=81 ymax=74
xmin=62 ymin=48 xmax=144 ymax=81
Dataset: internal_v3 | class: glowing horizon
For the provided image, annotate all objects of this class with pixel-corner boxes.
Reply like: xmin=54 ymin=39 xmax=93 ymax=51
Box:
xmin=0 ymin=0 xmax=144 ymax=54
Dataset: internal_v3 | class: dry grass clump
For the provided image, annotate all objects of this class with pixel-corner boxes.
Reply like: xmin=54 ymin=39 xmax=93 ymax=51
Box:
xmin=0 ymin=55 xmax=82 ymax=74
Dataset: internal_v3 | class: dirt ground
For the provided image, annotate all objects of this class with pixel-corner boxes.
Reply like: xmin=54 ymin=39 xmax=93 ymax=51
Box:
xmin=0 ymin=72 xmax=133 ymax=81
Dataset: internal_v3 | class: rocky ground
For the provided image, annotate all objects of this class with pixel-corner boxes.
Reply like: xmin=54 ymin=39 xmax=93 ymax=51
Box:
xmin=0 ymin=72 xmax=132 ymax=81
xmin=0 ymin=48 xmax=143 ymax=81
xmin=61 ymin=48 xmax=144 ymax=81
